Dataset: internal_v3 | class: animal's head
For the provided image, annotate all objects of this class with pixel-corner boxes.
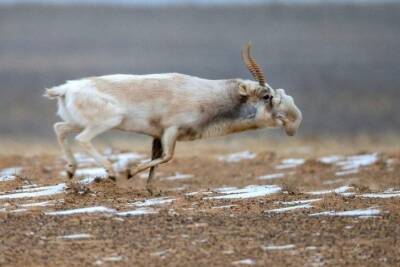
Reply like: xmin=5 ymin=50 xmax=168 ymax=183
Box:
xmin=239 ymin=42 xmax=302 ymax=136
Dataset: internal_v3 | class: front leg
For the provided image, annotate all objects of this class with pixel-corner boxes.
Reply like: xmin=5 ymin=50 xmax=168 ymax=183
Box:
xmin=128 ymin=127 xmax=178 ymax=179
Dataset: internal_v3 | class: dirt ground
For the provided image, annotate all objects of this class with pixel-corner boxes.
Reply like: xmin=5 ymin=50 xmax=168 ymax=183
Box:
xmin=0 ymin=139 xmax=399 ymax=266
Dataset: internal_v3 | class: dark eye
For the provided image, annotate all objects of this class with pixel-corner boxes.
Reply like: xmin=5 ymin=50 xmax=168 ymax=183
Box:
xmin=262 ymin=95 xmax=270 ymax=101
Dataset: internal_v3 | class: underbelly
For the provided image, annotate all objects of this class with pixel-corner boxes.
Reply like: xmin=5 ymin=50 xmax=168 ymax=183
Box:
xmin=177 ymin=127 xmax=202 ymax=141
xmin=116 ymin=117 xmax=162 ymax=138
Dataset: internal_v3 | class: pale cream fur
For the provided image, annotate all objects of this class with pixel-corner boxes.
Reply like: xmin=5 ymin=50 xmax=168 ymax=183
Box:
xmin=45 ymin=72 xmax=302 ymax=182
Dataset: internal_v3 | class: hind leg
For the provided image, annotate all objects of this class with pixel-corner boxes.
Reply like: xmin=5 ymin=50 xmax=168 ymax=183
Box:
xmin=75 ymin=118 xmax=122 ymax=181
xmin=54 ymin=122 xmax=81 ymax=179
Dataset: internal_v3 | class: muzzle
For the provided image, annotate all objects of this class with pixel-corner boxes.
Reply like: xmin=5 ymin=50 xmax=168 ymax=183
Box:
xmin=283 ymin=107 xmax=302 ymax=137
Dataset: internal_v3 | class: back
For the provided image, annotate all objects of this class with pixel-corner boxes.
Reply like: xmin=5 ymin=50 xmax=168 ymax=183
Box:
xmin=86 ymin=73 xmax=232 ymax=114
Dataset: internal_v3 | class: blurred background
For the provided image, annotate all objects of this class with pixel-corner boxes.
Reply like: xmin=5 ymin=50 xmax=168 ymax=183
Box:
xmin=0 ymin=0 xmax=399 ymax=144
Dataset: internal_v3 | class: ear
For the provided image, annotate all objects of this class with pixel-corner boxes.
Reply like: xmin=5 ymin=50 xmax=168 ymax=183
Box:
xmin=238 ymin=83 xmax=249 ymax=96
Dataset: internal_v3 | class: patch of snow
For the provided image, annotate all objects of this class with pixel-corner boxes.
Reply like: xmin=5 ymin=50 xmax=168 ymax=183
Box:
xmin=74 ymin=152 xmax=144 ymax=170
xmin=46 ymin=206 xmax=116 ymax=216
xmin=232 ymin=259 xmax=256 ymax=265
xmin=0 ymin=167 xmax=22 ymax=182
xmin=215 ymin=186 xmax=238 ymax=193
xmin=74 ymin=153 xmax=96 ymax=166
xmin=257 ymin=173 xmax=285 ymax=180
xmin=185 ymin=191 xmax=213 ymax=196
xmin=61 ymin=167 xmax=109 ymax=185
xmin=319 ymin=155 xmax=343 ymax=164
xmin=116 ymin=207 xmax=157 ymax=216
xmin=361 ymin=191 xmax=400 ymax=198
xmin=306 ymin=185 xmax=353 ymax=195
xmin=335 ymin=169 xmax=359 ymax=176
xmin=266 ymin=204 xmax=312 ymax=213
xmin=276 ymin=158 xmax=305 ymax=169
xmin=280 ymin=198 xmax=322 ymax=205
xmin=151 ymin=250 xmax=170 ymax=257
xmin=161 ymin=173 xmax=194 ymax=181
xmin=319 ymin=153 xmax=378 ymax=176
xmin=102 ymin=256 xmax=123 ymax=262
xmin=130 ymin=197 xmax=175 ymax=207
xmin=384 ymin=188 xmax=397 ymax=193
xmin=262 ymin=244 xmax=296 ymax=250
xmin=0 ymin=167 xmax=22 ymax=176
xmin=320 ymin=153 xmax=378 ymax=176
xmin=0 ymin=175 xmax=17 ymax=182
xmin=217 ymin=151 xmax=256 ymax=163
xmin=205 ymin=185 xmax=281 ymax=200
xmin=94 ymin=255 xmax=123 ymax=265
xmin=75 ymin=167 xmax=107 ymax=178
xmin=3 ymin=185 xmax=48 ymax=194
xmin=0 ymin=183 xmax=65 ymax=200
xmin=338 ymin=153 xmax=378 ymax=170
xmin=320 ymin=153 xmax=377 ymax=170
xmin=21 ymin=200 xmax=57 ymax=207
xmin=185 ymin=191 xmax=200 ymax=196
xmin=58 ymin=233 xmax=92 ymax=240
xmin=79 ymin=175 xmax=107 ymax=185
xmin=111 ymin=152 xmax=145 ymax=172
xmin=310 ymin=207 xmax=380 ymax=217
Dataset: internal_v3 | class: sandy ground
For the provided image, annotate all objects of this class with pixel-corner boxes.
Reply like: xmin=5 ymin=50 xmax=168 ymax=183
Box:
xmin=0 ymin=140 xmax=399 ymax=266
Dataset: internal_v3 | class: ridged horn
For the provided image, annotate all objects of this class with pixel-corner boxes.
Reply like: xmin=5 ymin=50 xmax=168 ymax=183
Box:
xmin=241 ymin=41 xmax=266 ymax=87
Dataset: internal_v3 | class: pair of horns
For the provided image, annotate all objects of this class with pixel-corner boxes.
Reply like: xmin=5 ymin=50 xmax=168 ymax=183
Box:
xmin=241 ymin=41 xmax=266 ymax=87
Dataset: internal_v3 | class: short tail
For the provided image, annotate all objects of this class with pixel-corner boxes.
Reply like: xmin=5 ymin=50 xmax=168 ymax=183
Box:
xmin=43 ymin=85 xmax=67 ymax=99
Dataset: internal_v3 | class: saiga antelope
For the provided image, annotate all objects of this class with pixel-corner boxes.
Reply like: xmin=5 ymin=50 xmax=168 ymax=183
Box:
xmin=45 ymin=42 xmax=302 ymax=192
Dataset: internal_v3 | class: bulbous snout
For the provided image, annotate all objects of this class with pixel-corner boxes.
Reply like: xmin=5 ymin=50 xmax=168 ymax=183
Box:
xmin=283 ymin=106 xmax=302 ymax=137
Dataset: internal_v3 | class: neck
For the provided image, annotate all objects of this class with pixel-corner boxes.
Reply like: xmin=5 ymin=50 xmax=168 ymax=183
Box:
xmin=196 ymin=79 xmax=261 ymax=139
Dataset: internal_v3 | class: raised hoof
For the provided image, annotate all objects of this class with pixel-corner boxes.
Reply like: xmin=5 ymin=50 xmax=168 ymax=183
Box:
xmin=66 ymin=170 xmax=74 ymax=179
